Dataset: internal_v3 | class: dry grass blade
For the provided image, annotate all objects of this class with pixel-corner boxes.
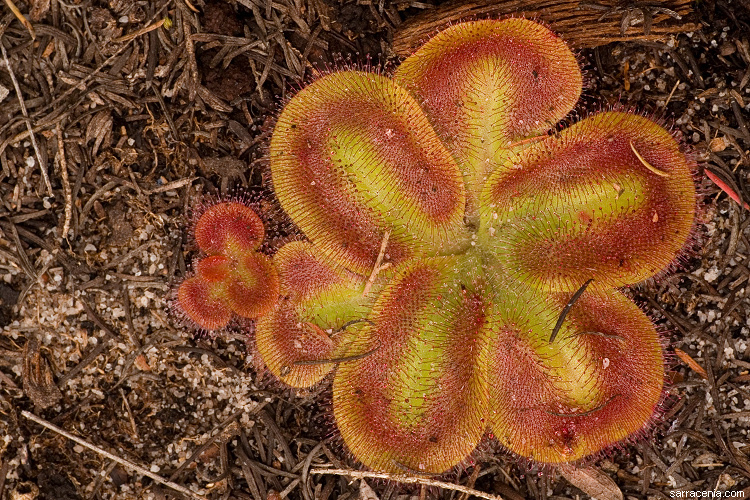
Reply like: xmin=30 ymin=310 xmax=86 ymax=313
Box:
xmin=3 ymin=0 xmax=35 ymax=39
xmin=674 ymin=347 xmax=709 ymax=380
xmin=550 ymin=278 xmax=594 ymax=343
xmin=112 ymin=18 xmax=167 ymax=43
xmin=630 ymin=141 xmax=670 ymax=177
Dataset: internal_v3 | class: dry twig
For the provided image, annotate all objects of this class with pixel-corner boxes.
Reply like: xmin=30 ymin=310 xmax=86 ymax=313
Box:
xmin=21 ymin=411 xmax=207 ymax=500
xmin=55 ymin=124 xmax=72 ymax=243
xmin=1 ymin=44 xmax=52 ymax=195
xmin=393 ymin=0 xmax=698 ymax=57
xmin=310 ymin=467 xmax=505 ymax=500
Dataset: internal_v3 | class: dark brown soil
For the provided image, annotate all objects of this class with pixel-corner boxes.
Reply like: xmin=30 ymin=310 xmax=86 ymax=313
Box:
xmin=0 ymin=1 xmax=749 ymax=499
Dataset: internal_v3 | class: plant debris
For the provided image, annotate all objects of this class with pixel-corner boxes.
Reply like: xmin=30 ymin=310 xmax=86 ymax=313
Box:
xmin=0 ymin=0 xmax=748 ymax=499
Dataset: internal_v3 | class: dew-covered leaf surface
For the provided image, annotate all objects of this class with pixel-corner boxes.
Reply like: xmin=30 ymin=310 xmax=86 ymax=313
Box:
xmin=0 ymin=1 xmax=748 ymax=499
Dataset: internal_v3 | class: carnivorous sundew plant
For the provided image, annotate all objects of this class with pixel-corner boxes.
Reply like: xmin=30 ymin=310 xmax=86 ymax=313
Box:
xmin=175 ymin=18 xmax=698 ymax=474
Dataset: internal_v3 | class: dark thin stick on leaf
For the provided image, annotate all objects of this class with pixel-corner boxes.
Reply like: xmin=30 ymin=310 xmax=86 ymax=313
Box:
xmin=549 ymin=278 xmax=594 ymax=343
xmin=335 ymin=318 xmax=374 ymax=334
xmin=292 ymin=342 xmax=381 ymax=367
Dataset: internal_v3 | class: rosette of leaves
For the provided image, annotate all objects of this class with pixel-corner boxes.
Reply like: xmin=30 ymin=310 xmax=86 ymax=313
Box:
xmin=179 ymin=18 xmax=697 ymax=474
xmin=177 ymin=202 xmax=279 ymax=329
